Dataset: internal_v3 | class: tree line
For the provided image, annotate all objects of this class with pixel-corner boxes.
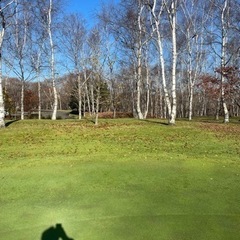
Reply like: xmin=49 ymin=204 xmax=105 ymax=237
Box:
xmin=0 ymin=0 xmax=239 ymax=127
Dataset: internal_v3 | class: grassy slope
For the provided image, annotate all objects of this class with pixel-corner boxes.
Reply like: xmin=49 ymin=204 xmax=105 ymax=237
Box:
xmin=0 ymin=119 xmax=239 ymax=240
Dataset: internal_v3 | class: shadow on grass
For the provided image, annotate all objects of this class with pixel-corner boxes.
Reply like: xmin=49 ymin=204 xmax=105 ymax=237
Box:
xmin=5 ymin=120 xmax=19 ymax=127
xmin=143 ymin=119 xmax=169 ymax=125
xmin=41 ymin=223 xmax=74 ymax=240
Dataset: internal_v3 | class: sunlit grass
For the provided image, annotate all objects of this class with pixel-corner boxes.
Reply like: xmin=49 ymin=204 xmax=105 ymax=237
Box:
xmin=0 ymin=119 xmax=240 ymax=239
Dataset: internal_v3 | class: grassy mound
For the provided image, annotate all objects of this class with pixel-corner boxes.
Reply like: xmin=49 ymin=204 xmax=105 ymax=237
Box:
xmin=0 ymin=119 xmax=239 ymax=239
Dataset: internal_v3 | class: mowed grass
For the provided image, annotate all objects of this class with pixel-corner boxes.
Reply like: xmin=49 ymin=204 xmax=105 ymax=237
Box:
xmin=0 ymin=118 xmax=240 ymax=240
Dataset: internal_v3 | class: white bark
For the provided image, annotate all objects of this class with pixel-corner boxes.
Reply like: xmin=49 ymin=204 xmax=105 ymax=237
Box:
xmin=77 ymin=74 xmax=82 ymax=120
xmin=0 ymin=1 xmax=14 ymax=127
xmin=48 ymin=0 xmax=57 ymax=120
xmin=95 ymin=76 xmax=100 ymax=126
xmin=90 ymin=83 xmax=95 ymax=115
xmin=0 ymin=22 xmax=5 ymax=127
xmin=135 ymin=3 xmax=144 ymax=120
xmin=34 ymin=47 xmax=44 ymax=120
xmin=136 ymin=47 xmax=143 ymax=119
xmin=38 ymin=80 xmax=41 ymax=119
xmin=10 ymin=1 xmax=28 ymax=120
xmin=180 ymin=0 xmax=209 ymax=121
xmin=20 ymin=83 xmax=24 ymax=120
xmin=85 ymin=84 xmax=91 ymax=114
xmin=149 ymin=0 xmax=178 ymax=124
xmin=143 ymin=57 xmax=150 ymax=119
xmin=60 ymin=14 xmax=87 ymax=120
xmin=149 ymin=1 xmax=172 ymax=120
xmin=0 ymin=57 xmax=4 ymax=127
xmin=221 ymin=0 xmax=229 ymax=123
xmin=169 ymin=0 xmax=177 ymax=125
xmin=188 ymin=81 xmax=194 ymax=120
xmin=185 ymin=24 xmax=194 ymax=121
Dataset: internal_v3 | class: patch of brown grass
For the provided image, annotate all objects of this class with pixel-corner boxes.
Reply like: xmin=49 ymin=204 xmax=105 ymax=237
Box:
xmin=199 ymin=122 xmax=240 ymax=140
xmin=98 ymin=112 xmax=133 ymax=118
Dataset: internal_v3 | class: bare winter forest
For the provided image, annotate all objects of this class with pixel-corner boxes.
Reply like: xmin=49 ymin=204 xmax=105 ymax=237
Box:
xmin=0 ymin=0 xmax=240 ymax=127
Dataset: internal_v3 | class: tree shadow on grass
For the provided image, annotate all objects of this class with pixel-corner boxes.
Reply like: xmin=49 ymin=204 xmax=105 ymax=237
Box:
xmin=5 ymin=120 xmax=19 ymax=127
xmin=143 ymin=119 xmax=169 ymax=125
xmin=41 ymin=223 xmax=74 ymax=240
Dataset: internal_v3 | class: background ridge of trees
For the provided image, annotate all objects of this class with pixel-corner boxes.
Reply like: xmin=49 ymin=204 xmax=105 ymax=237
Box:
xmin=1 ymin=0 xmax=240 ymax=126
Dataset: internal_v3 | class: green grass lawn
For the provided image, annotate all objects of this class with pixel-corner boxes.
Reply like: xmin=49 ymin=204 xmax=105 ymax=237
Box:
xmin=0 ymin=118 xmax=240 ymax=240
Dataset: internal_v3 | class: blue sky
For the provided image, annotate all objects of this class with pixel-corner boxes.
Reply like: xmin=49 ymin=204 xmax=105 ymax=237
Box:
xmin=65 ymin=0 xmax=119 ymax=25
xmin=64 ymin=0 xmax=103 ymax=30
xmin=66 ymin=0 xmax=101 ymax=19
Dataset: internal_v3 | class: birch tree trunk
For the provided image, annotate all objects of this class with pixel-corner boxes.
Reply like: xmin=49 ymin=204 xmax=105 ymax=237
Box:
xmin=38 ymin=80 xmax=41 ymax=119
xmin=90 ymin=83 xmax=95 ymax=115
xmin=59 ymin=13 xmax=87 ymax=119
xmin=85 ymin=84 xmax=91 ymax=114
xmin=221 ymin=0 xmax=229 ymax=123
xmin=77 ymin=74 xmax=82 ymax=120
xmin=10 ymin=1 xmax=29 ymax=121
xmin=48 ymin=0 xmax=57 ymax=120
xmin=136 ymin=46 xmax=143 ymax=119
xmin=34 ymin=49 xmax=44 ymax=120
xmin=0 ymin=0 xmax=15 ymax=127
xmin=95 ymin=76 xmax=100 ymax=126
xmin=20 ymin=82 xmax=24 ymax=120
xmin=149 ymin=1 xmax=172 ymax=120
xmin=135 ymin=3 xmax=144 ymax=120
xmin=186 ymin=26 xmax=194 ymax=120
xmin=0 ymin=55 xmax=4 ymax=127
xmin=169 ymin=0 xmax=177 ymax=125
xmin=0 ymin=16 xmax=5 ymax=127
xmin=180 ymin=0 xmax=206 ymax=121
xmin=143 ymin=58 xmax=150 ymax=119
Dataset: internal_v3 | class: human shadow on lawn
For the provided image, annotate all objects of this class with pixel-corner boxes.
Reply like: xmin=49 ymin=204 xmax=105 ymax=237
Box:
xmin=41 ymin=223 xmax=74 ymax=240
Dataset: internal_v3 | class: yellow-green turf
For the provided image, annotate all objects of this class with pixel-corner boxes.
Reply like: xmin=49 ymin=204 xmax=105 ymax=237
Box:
xmin=0 ymin=118 xmax=239 ymax=239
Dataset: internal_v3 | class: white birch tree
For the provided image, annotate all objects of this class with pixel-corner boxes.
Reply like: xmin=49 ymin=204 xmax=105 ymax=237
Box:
xmin=5 ymin=0 xmax=33 ymax=120
xmin=0 ymin=0 xmax=15 ymax=128
xmin=147 ymin=0 xmax=172 ymax=123
xmin=180 ymin=0 xmax=208 ymax=120
xmin=220 ymin=0 xmax=229 ymax=123
xmin=100 ymin=0 xmax=151 ymax=119
xmin=47 ymin=0 xmax=57 ymax=120
xmin=30 ymin=3 xmax=48 ymax=120
xmin=143 ymin=46 xmax=150 ymax=119
xmin=166 ymin=0 xmax=178 ymax=124
xmin=30 ymin=43 xmax=45 ymax=120
xmin=59 ymin=13 xmax=87 ymax=120
xmin=88 ymin=27 xmax=102 ymax=125
xmin=36 ymin=0 xmax=59 ymax=120
xmin=206 ymin=0 xmax=240 ymax=122
xmin=135 ymin=1 xmax=145 ymax=119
